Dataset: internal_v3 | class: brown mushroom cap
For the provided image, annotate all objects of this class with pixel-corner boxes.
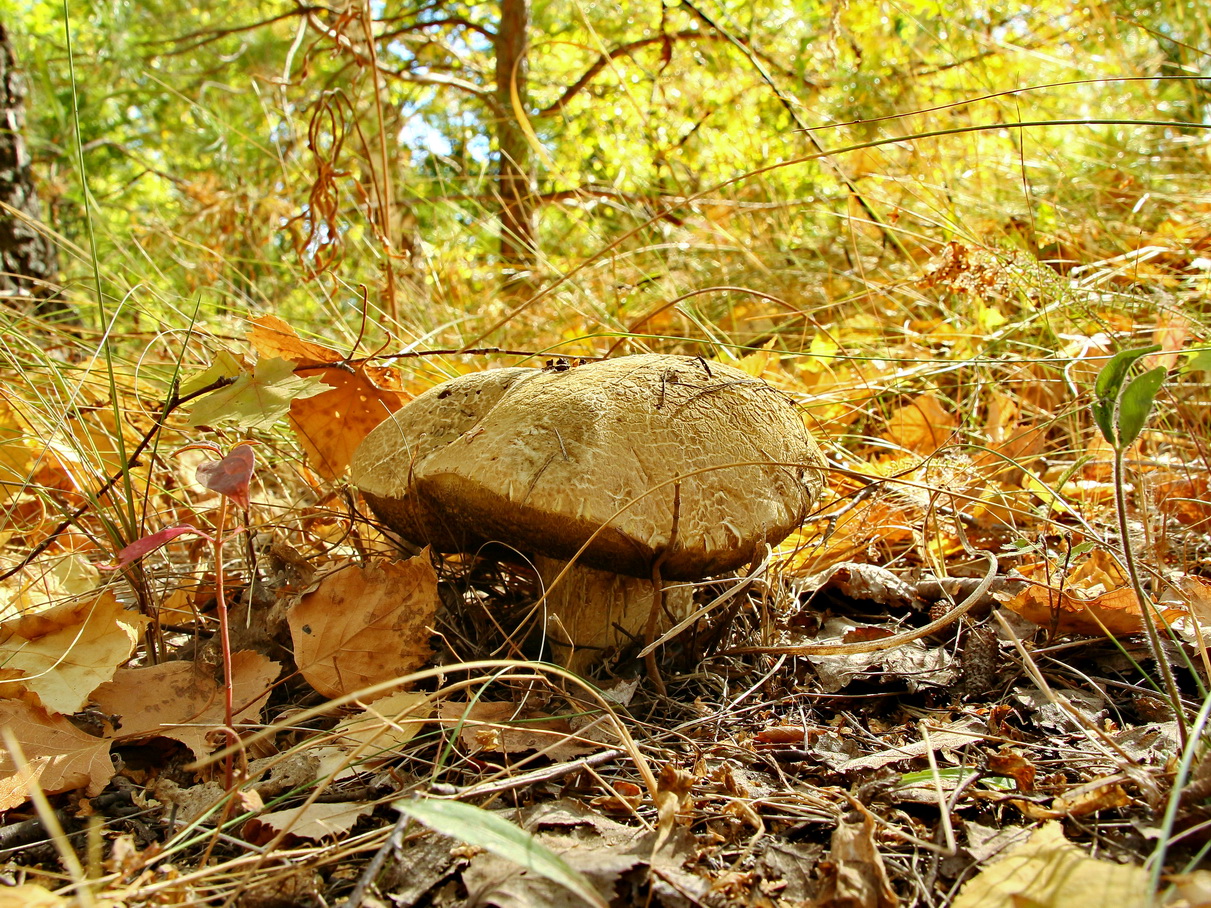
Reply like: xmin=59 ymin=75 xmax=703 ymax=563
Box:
xmin=352 ymin=354 xmax=825 ymax=579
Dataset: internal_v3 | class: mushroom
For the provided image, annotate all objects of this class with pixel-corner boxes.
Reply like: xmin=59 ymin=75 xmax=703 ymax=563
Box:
xmin=351 ymin=354 xmax=826 ymax=672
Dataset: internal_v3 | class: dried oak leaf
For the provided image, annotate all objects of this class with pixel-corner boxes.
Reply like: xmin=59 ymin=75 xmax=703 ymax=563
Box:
xmin=288 ymin=555 xmax=439 ymax=698
xmin=0 ymin=698 xmax=114 ymax=809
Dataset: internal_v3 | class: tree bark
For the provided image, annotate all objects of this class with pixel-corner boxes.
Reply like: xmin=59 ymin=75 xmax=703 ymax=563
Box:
xmin=0 ymin=19 xmax=69 ymax=322
xmin=493 ymin=0 xmax=536 ymax=277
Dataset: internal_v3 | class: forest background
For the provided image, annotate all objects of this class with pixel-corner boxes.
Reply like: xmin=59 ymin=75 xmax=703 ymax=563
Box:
xmin=1 ymin=0 xmax=1211 ymax=905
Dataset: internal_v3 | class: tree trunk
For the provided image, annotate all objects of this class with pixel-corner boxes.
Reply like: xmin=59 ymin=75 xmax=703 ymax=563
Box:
xmin=493 ymin=0 xmax=536 ymax=278
xmin=0 ymin=19 xmax=69 ymax=322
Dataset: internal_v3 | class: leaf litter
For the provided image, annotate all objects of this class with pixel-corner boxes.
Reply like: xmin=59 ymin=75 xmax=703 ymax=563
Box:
xmin=0 ymin=291 xmax=1210 ymax=907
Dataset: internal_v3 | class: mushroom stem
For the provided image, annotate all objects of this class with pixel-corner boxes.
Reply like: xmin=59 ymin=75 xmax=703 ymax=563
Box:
xmin=534 ymin=556 xmax=693 ymax=675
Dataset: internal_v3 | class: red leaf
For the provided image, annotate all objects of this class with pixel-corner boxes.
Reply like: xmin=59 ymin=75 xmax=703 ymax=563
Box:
xmin=118 ymin=525 xmax=208 ymax=565
xmin=196 ymin=443 xmax=256 ymax=509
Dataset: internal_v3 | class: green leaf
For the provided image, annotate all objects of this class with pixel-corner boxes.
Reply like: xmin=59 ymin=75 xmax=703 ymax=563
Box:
xmin=1091 ymin=345 xmax=1161 ymax=447
xmin=1184 ymin=348 xmax=1211 ymax=374
xmin=180 ymin=349 xmax=244 ymax=397
xmin=186 ymin=357 xmax=327 ymax=430
xmin=1093 ymin=346 xmax=1158 ymax=404
xmin=1115 ymin=366 xmax=1167 ymax=448
xmin=395 ymin=798 xmax=609 ymax=908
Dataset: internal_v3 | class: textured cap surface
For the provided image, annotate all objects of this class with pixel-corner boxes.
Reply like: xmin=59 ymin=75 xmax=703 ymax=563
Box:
xmin=352 ymin=354 xmax=826 ymax=579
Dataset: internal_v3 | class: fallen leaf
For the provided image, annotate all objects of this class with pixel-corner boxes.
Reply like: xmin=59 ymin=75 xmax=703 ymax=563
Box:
xmin=288 ymin=366 xmax=405 ymax=479
xmin=288 ymin=556 xmax=439 ymax=698
xmin=187 ymin=357 xmax=328 ymax=430
xmin=884 ymin=394 xmax=956 ymax=455
xmin=1050 ymin=780 xmax=1131 ymax=818
xmin=0 ymin=698 xmax=114 ymax=809
xmin=986 ymin=749 xmax=1035 ymax=792
xmin=0 ymin=591 xmax=147 ymax=714
xmin=242 ymin=800 xmax=376 ymax=846
xmin=0 ymin=554 xmax=100 ymax=621
xmin=437 ymin=700 xmax=598 ymax=761
xmin=816 ymin=800 xmax=899 ymax=908
xmin=1003 ymin=582 xmax=1183 ymax=637
xmin=249 ymin=315 xmax=405 ymax=478
xmin=331 ymin=690 xmax=432 ymax=759
xmin=92 ymin=651 xmax=280 ymax=758
xmin=952 ymin=821 xmax=1149 ymax=908
xmin=246 ymin=314 xmax=335 ymax=360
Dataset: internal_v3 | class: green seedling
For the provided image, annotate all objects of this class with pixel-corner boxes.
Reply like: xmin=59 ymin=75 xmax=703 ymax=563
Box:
xmin=1092 ymin=346 xmax=1186 ymax=746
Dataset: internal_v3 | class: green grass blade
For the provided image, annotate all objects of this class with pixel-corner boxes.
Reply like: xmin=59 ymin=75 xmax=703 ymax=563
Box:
xmin=395 ymin=797 xmax=609 ymax=908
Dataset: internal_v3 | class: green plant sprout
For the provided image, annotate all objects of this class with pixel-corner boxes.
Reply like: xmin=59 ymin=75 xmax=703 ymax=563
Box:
xmin=1092 ymin=345 xmax=1187 ymax=748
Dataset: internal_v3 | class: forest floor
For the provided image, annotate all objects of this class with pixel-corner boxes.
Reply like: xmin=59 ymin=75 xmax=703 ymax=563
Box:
xmin=1 ymin=237 xmax=1210 ymax=908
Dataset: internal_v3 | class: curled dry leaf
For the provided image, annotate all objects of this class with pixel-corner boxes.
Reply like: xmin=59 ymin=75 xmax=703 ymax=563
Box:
xmin=0 ymin=591 xmax=147 ymax=714
xmin=1003 ymin=552 xmax=1186 ymax=636
xmin=288 ymin=555 xmax=439 ymax=698
xmin=816 ymin=800 xmax=899 ymax=908
xmin=0 ymin=699 xmax=115 ymax=810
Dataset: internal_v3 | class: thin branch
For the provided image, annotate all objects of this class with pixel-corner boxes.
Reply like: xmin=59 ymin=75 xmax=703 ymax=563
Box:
xmin=151 ymin=6 xmax=326 ymax=55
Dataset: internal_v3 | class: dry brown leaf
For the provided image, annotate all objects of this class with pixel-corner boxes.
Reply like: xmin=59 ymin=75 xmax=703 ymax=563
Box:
xmin=437 ymin=700 xmax=598 ymax=760
xmin=816 ymin=800 xmax=899 ymax=908
xmin=1003 ymin=583 xmax=1175 ymax=637
xmin=884 ymin=394 xmax=956 ymax=455
xmin=952 ymin=821 xmax=1148 ymax=908
xmin=329 ymin=690 xmax=432 ymax=759
xmin=0 ymin=591 xmax=148 ymax=714
xmin=1155 ymin=474 xmax=1211 ymax=526
xmin=1050 ymin=780 xmax=1132 ymax=818
xmin=92 ymin=651 xmax=280 ymax=758
xmin=0 ymin=698 xmax=114 ymax=809
xmin=288 ymin=365 xmax=405 ymax=478
xmin=248 ymin=315 xmax=406 ymax=478
xmin=242 ymin=800 xmax=375 ymax=846
xmin=248 ymin=314 xmax=342 ymax=363
xmin=288 ymin=556 xmax=439 ymax=698
xmin=0 ymin=554 xmax=101 ymax=622
xmin=1067 ymin=548 xmax=1129 ymax=591
xmin=986 ymin=749 xmax=1036 ymax=792
xmin=1003 ymin=553 xmax=1185 ymax=636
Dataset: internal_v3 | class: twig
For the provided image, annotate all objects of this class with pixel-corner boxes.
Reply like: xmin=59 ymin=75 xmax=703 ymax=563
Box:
xmin=0 ymin=378 xmax=233 ymax=582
